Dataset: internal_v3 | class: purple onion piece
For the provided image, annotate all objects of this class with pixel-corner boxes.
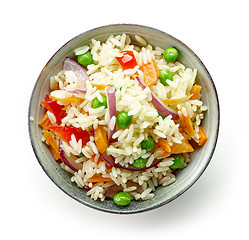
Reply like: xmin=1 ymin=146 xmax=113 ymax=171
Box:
xmin=67 ymin=89 xmax=86 ymax=94
xmin=106 ymin=85 xmax=117 ymax=143
xmin=136 ymin=76 xmax=178 ymax=119
xmin=59 ymin=140 xmax=83 ymax=172
xmin=100 ymin=152 xmax=162 ymax=171
xmin=63 ymin=58 xmax=89 ymax=90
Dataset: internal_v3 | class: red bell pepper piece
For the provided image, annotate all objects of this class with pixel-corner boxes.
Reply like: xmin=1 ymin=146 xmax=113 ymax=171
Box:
xmin=45 ymin=125 xmax=90 ymax=146
xmin=116 ymin=51 xmax=137 ymax=70
xmin=41 ymin=95 xmax=66 ymax=124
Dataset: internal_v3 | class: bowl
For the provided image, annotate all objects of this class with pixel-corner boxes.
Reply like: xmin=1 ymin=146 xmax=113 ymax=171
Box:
xmin=28 ymin=24 xmax=219 ymax=214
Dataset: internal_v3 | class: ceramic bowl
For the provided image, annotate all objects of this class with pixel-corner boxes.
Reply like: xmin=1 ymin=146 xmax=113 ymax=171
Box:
xmin=28 ymin=24 xmax=219 ymax=214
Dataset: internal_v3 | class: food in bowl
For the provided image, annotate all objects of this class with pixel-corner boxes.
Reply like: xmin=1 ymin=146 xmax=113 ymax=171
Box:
xmin=39 ymin=34 xmax=208 ymax=206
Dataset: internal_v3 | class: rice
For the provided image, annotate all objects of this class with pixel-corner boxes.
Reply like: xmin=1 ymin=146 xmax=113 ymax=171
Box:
xmin=39 ymin=33 xmax=208 ymax=205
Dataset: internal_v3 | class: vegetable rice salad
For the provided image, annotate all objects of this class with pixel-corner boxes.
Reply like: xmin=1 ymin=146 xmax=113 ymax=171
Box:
xmin=39 ymin=34 xmax=208 ymax=206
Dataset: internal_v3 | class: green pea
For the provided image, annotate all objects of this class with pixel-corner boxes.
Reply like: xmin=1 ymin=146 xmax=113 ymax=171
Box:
xmin=116 ymin=112 xmax=131 ymax=128
xmin=92 ymin=96 xmax=107 ymax=109
xmin=141 ymin=137 xmax=155 ymax=152
xmin=77 ymin=154 xmax=85 ymax=157
xmin=164 ymin=47 xmax=178 ymax=62
xmin=77 ymin=51 xmax=93 ymax=66
xmin=132 ymin=157 xmax=148 ymax=168
xmin=113 ymin=192 xmax=131 ymax=206
xmin=159 ymin=69 xmax=173 ymax=86
xmin=170 ymin=155 xmax=185 ymax=169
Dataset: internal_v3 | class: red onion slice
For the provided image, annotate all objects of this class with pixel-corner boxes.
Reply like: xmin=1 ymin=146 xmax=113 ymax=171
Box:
xmin=68 ymin=89 xmax=86 ymax=94
xmin=63 ymin=58 xmax=89 ymax=90
xmin=106 ymin=86 xmax=116 ymax=143
xmin=100 ymin=152 xmax=162 ymax=171
xmin=136 ymin=76 xmax=178 ymax=119
xmin=59 ymin=140 xmax=83 ymax=172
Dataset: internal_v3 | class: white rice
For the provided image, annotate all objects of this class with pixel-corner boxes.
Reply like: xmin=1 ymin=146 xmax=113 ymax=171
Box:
xmin=41 ymin=33 xmax=208 ymax=203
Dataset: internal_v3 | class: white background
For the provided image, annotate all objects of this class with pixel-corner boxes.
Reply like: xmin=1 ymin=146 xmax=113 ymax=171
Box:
xmin=1 ymin=0 xmax=248 ymax=239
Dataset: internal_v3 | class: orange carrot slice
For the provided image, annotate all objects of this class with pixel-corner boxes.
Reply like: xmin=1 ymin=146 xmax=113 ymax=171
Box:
xmin=39 ymin=112 xmax=51 ymax=128
xmin=87 ymin=174 xmax=111 ymax=183
xmin=92 ymin=84 xmax=110 ymax=90
xmin=94 ymin=125 xmax=108 ymax=153
xmin=162 ymin=95 xmax=191 ymax=105
xmin=143 ymin=59 xmax=159 ymax=87
xmin=197 ymin=126 xmax=208 ymax=146
xmin=190 ymin=84 xmax=202 ymax=100
xmin=49 ymin=95 xmax=84 ymax=105
xmin=157 ymin=138 xmax=171 ymax=153
xmin=181 ymin=106 xmax=195 ymax=137
xmin=43 ymin=130 xmax=60 ymax=160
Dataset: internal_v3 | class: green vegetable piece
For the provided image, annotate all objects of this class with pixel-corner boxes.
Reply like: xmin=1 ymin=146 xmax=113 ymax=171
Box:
xmin=159 ymin=69 xmax=173 ymax=86
xmin=77 ymin=154 xmax=85 ymax=157
xmin=77 ymin=51 xmax=93 ymax=66
xmin=113 ymin=192 xmax=131 ymax=206
xmin=170 ymin=155 xmax=185 ymax=169
xmin=92 ymin=96 xmax=107 ymax=109
xmin=116 ymin=112 xmax=131 ymax=128
xmin=164 ymin=47 xmax=178 ymax=62
xmin=141 ymin=137 xmax=155 ymax=152
xmin=132 ymin=157 xmax=148 ymax=168
xmin=158 ymin=112 xmax=165 ymax=119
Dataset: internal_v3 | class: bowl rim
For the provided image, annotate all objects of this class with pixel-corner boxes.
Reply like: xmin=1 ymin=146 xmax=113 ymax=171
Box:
xmin=28 ymin=23 xmax=220 ymax=214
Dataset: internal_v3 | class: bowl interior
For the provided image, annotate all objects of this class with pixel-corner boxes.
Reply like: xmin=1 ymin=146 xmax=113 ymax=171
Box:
xmin=29 ymin=24 xmax=219 ymax=214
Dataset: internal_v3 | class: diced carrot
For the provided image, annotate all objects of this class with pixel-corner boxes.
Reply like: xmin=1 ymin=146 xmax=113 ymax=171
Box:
xmin=92 ymin=84 xmax=110 ymax=90
xmin=49 ymin=95 xmax=84 ymax=105
xmin=50 ymin=146 xmax=61 ymax=161
xmin=87 ymin=174 xmax=111 ymax=183
xmin=162 ymin=95 xmax=191 ymax=105
xmin=181 ymin=106 xmax=195 ymax=137
xmin=190 ymin=84 xmax=202 ymax=100
xmin=143 ymin=59 xmax=159 ymax=87
xmin=43 ymin=130 xmax=60 ymax=161
xmin=94 ymin=125 xmax=108 ymax=153
xmin=170 ymin=140 xmax=194 ymax=154
xmin=39 ymin=112 xmax=51 ymax=128
xmin=197 ymin=126 xmax=208 ymax=146
xmin=157 ymin=138 xmax=171 ymax=153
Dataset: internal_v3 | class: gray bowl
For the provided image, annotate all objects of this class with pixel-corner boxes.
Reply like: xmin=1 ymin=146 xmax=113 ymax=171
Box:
xmin=28 ymin=24 xmax=219 ymax=214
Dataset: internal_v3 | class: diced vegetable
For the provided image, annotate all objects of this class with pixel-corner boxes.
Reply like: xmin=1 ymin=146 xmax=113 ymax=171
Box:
xmin=197 ymin=126 xmax=208 ymax=146
xmin=162 ymin=95 xmax=191 ymax=105
xmin=49 ymin=95 xmax=84 ymax=105
xmin=164 ymin=47 xmax=178 ymax=62
xmin=113 ymin=192 xmax=131 ymax=206
xmin=59 ymin=140 xmax=83 ymax=171
xmin=159 ymin=69 xmax=173 ymax=86
xmin=63 ymin=58 xmax=89 ymax=90
xmin=43 ymin=130 xmax=60 ymax=160
xmin=39 ymin=112 xmax=51 ymax=128
xmin=170 ymin=155 xmax=185 ymax=169
xmin=41 ymin=96 xmax=67 ymax=124
xmin=170 ymin=140 xmax=194 ymax=154
xmin=190 ymin=84 xmax=202 ymax=100
xmin=92 ymin=84 xmax=110 ymax=90
xmin=77 ymin=51 xmax=93 ymax=67
xmin=92 ymin=96 xmax=107 ymax=109
xmin=143 ymin=59 xmax=159 ymax=87
xmin=116 ymin=50 xmax=137 ymax=70
xmin=136 ymin=76 xmax=178 ymax=119
xmin=132 ymin=157 xmax=148 ymax=168
xmin=180 ymin=106 xmax=195 ymax=137
xmin=94 ymin=125 xmax=108 ymax=153
xmin=157 ymin=138 xmax=171 ymax=153
xmin=141 ymin=137 xmax=155 ymax=152
xmin=106 ymin=86 xmax=116 ymax=142
xmin=45 ymin=125 xmax=90 ymax=146
xmin=87 ymin=174 xmax=111 ymax=183
xmin=116 ymin=112 xmax=131 ymax=128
